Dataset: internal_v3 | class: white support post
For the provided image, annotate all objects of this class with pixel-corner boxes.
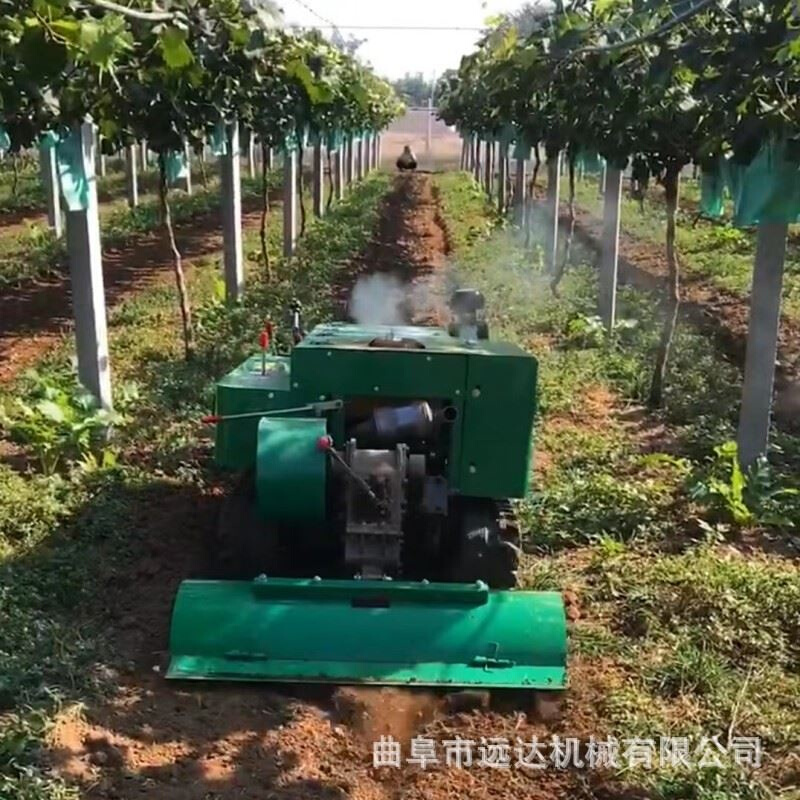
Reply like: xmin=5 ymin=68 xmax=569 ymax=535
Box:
xmin=426 ymin=96 xmax=433 ymax=155
xmin=140 ymin=140 xmax=148 ymax=169
xmin=312 ymin=140 xmax=324 ymax=217
xmin=483 ymin=140 xmax=492 ymax=196
xmin=64 ymin=121 xmax=112 ymax=410
xmin=346 ymin=137 xmax=355 ymax=186
xmin=599 ymin=167 xmax=623 ymax=330
xmin=498 ymin=144 xmax=508 ymax=215
xmin=265 ymin=146 xmax=274 ymax=171
xmin=283 ymin=148 xmax=298 ymax=257
xmin=125 ymin=144 xmax=139 ymax=208
xmin=220 ymin=120 xmax=243 ymax=302
xmin=183 ymin=140 xmax=193 ymax=196
xmin=356 ymin=138 xmax=364 ymax=181
xmin=545 ymin=151 xmax=561 ymax=273
xmin=377 ymin=135 xmax=383 ymax=168
xmin=248 ymin=132 xmax=257 ymax=181
xmin=335 ymin=148 xmax=345 ymax=201
xmin=737 ymin=222 xmax=789 ymax=467
xmin=362 ymin=135 xmax=370 ymax=176
xmin=513 ymin=158 xmax=526 ymax=226
xmin=39 ymin=144 xmax=62 ymax=238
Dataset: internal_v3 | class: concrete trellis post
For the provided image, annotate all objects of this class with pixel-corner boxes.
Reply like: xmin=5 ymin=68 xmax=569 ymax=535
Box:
xmin=346 ymin=136 xmax=355 ymax=186
xmin=598 ymin=167 xmax=623 ymax=330
xmin=335 ymin=148 xmax=345 ymax=201
xmin=283 ymin=147 xmax=298 ymax=257
xmin=183 ymin=141 xmax=193 ymax=196
xmin=545 ymin=152 xmax=561 ymax=273
xmin=140 ymin=140 xmax=149 ymax=169
xmin=312 ymin=140 xmax=324 ymax=217
xmin=356 ymin=137 xmax=364 ymax=180
xmin=248 ymin=133 xmax=257 ymax=181
xmin=497 ymin=143 xmax=508 ymax=215
xmin=513 ymin=158 xmax=526 ymax=226
xmin=220 ymin=121 xmax=244 ymax=301
xmin=362 ymin=135 xmax=370 ymax=176
xmin=737 ymin=222 xmax=789 ymax=467
xmin=39 ymin=143 xmax=62 ymax=238
xmin=483 ymin=140 xmax=492 ymax=197
xmin=377 ymin=135 xmax=383 ymax=167
xmin=125 ymin=144 xmax=139 ymax=208
xmin=265 ymin=146 xmax=274 ymax=171
xmin=371 ymin=135 xmax=379 ymax=171
xmin=426 ymin=96 xmax=433 ymax=155
xmin=64 ymin=121 xmax=113 ymax=410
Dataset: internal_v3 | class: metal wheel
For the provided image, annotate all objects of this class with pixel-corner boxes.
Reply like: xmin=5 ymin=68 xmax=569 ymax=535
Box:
xmin=449 ymin=499 xmax=521 ymax=589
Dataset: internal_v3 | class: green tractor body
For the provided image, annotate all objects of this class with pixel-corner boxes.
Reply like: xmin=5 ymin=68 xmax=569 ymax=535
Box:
xmin=168 ymin=319 xmax=567 ymax=693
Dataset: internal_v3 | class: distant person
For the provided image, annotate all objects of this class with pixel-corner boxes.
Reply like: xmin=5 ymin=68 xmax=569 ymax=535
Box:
xmin=396 ymin=145 xmax=417 ymax=171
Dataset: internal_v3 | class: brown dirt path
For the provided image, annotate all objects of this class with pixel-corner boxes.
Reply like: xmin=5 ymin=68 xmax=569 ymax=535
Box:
xmin=0 ymin=200 xmax=264 ymax=382
xmin=334 ymin=171 xmax=453 ymax=325
xmin=46 ymin=173 xmax=603 ymax=800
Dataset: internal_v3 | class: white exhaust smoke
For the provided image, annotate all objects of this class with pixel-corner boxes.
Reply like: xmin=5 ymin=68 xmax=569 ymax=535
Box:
xmin=348 ymin=274 xmax=407 ymax=326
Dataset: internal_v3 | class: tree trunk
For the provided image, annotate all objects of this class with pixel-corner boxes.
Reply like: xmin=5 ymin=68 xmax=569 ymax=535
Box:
xmin=259 ymin=143 xmax=271 ymax=282
xmin=326 ymin=149 xmax=334 ymax=212
xmin=551 ymin=153 xmax=575 ymax=296
xmin=297 ymin=144 xmax=306 ymax=238
xmin=158 ymin=154 xmax=194 ymax=360
xmin=648 ymin=164 xmax=681 ymax=407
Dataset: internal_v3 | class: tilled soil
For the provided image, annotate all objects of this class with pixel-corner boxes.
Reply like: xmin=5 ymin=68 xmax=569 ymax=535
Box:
xmin=46 ymin=173 xmax=605 ymax=800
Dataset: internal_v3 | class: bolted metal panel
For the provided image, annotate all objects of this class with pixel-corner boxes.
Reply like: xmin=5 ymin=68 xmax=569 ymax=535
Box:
xmin=459 ymin=346 xmax=538 ymax=498
xmin=168 ymin=577 xmax=567 ymax=689
xmin=214 ymin=355 xmax=294 ymax=470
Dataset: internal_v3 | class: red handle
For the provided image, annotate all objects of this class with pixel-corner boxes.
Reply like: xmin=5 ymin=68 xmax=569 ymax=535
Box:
xmin=202 ymin=415 xmax=221 ymax=424
xmin=316 ymin=435 xmax=333 ymax=451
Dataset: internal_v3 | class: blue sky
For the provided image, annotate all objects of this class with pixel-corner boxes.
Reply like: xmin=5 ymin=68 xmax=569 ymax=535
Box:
xmin=280 ymin=0 xmax=524 ymax=79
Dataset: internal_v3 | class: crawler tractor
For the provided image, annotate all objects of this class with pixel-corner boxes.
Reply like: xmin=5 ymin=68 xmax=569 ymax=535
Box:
xmin=168 ymin=290 xmax=567 ymax=696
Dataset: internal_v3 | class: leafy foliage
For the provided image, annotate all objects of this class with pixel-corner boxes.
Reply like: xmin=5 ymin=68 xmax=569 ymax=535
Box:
xmin=0 ymin=373 xmax=135 ymax=474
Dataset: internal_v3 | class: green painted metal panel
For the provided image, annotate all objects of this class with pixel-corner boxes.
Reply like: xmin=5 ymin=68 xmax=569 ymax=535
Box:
xmin=168 ymin=577 xmax=567 ymax=690
xmin=215 ymin=355 xmax=294 ymax=470
xmin=292 ymin=341 xmax=468 ymax=400
xmin=256 ymin=417 xmax=327 ymax=523
xmin=459 ymin=349 xmax=537 ymax=498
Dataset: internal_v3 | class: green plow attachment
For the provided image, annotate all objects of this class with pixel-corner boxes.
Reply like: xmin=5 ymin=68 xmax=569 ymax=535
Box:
xmin=168 ymin=577 xmax=567 ymax=690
